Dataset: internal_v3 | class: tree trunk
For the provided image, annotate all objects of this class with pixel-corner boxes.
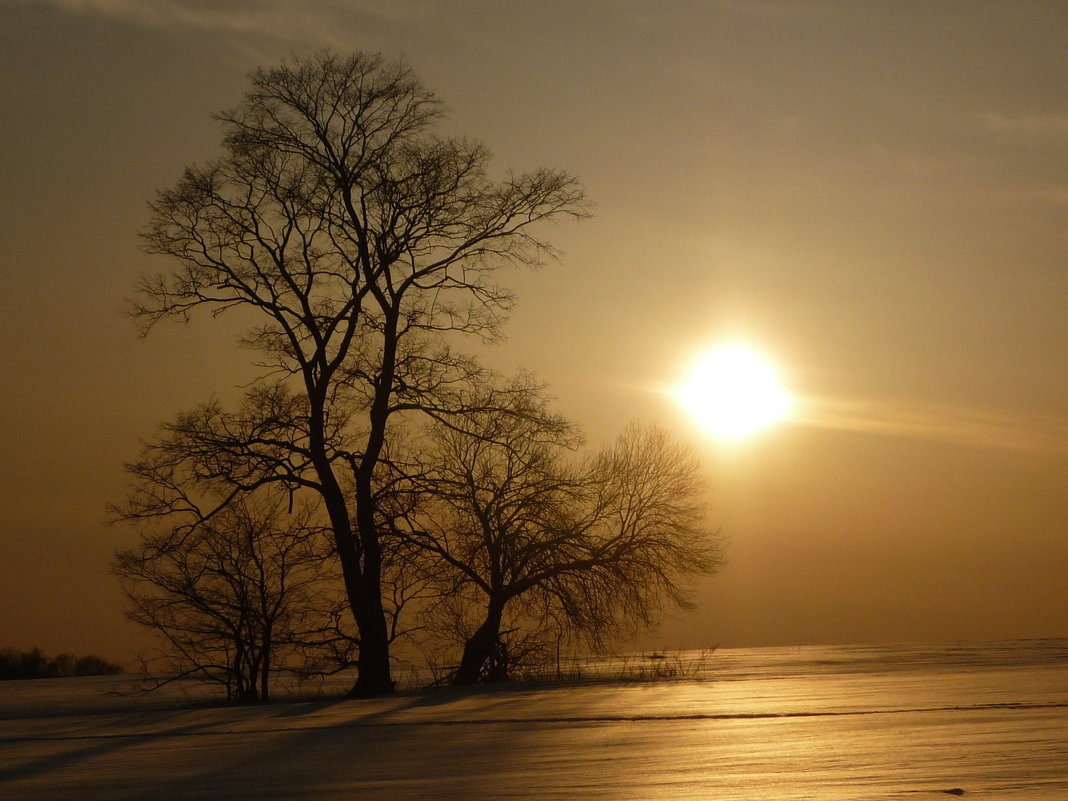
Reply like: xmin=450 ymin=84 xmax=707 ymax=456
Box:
xmin=260 ymin=639 xmax=271 ymax=703
xmin=453 ymin=601 xmax=504 ymax=685
xmin=346 ymin=332 xmax=398 ymax=698
xmin=306 ymin=392 xmax=395 ymax=697
xmin=349 ymin=489 xmax=394 ymax=695
xmin=348 ymin=525 xmax=394 ymax=696
xmin=351 ymin=615 xmax=393 ymax=696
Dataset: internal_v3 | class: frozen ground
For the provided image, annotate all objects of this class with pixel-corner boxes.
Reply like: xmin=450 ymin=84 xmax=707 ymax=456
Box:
xmin=2 ymin=642 xmax=1067 ymax=800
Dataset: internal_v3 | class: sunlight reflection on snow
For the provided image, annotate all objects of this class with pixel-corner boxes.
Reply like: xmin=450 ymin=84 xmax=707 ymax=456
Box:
xmin=2 ymin=641 xmax=1066 ymax=800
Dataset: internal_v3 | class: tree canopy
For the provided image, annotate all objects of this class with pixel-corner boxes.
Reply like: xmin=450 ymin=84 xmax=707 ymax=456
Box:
xmin=121 ymin=51 xmax=719 ymax=698
xmin=130 ymin=51 xmax=587 ymax=695
xmin=398 ymin=385 xmax=721 ymax=683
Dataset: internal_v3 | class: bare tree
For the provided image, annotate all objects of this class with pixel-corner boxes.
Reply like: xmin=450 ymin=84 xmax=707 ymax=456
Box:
xmin=113 ymin=485 xmax=348 ymax=703
xmin=399 ymin=383 xmax=722 ymax=684
xmin=131 ymin=51 xmax=586 ymax=694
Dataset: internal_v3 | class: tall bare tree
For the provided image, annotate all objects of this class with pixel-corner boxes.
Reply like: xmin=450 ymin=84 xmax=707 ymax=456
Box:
xmin=132 ymin=52 xmax=586 ymax=694
xmin=399 ymin=384 xmax=722 ymax=684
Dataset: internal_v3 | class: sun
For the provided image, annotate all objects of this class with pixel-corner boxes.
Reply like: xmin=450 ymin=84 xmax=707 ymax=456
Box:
xmin=677 ymin=345 xmax=790 ymax=438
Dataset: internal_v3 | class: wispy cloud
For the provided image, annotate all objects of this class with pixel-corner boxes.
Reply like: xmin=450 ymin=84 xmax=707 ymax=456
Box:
xmin=19 ymin=0 xmax=430 ymax=46
xmin=706 ymin=0 xmax=840 ymax=24
xmin=792 ymin=396 xmax=1068 ymax=456
xmin=864 ymin=142 xmax=955 ymax=179
xmin=978 ymin=110 xmax=1068 ymax=139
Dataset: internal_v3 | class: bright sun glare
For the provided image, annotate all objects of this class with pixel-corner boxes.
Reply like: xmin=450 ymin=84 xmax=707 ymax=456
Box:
xmin=677 ymin=345 xmax=790 ymax=439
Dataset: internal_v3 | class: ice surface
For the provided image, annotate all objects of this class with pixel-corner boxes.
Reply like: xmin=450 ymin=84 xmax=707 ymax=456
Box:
xmin=2 ymin=640 xmax=1066 ymax=800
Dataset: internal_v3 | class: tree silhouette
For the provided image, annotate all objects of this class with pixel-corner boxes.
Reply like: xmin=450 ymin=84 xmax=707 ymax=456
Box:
xmin=132 ymin=51 xmax=586 ymax=695
xmin=113 ymin=483 xmax=349 ymax=703
xmin=0 ymin=648 xmax=122 ymax=681
xmin=397 ymin=382 xmax=722 ymax=684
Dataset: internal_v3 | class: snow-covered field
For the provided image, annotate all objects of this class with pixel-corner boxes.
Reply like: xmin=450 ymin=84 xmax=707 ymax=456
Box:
xmin=2 ymin=641 xmax=1066 ymax=800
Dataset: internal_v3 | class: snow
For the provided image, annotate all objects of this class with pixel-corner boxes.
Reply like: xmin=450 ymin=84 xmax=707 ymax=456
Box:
xmin=2 ymin=642 xmax=1067 ymax=800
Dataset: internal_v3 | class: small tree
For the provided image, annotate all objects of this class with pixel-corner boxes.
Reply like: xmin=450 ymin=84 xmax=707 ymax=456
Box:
xmin=400 ymin=383 xmax=722 ymax=684
xmin=132 ymin=51 xmax=587 ymax=695
xmin=113 ymin=485 xmax=348 ymax=703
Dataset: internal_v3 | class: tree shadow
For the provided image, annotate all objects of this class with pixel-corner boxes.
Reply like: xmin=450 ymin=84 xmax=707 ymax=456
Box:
xmin=0 ymin=715 xmax=229 ymax=785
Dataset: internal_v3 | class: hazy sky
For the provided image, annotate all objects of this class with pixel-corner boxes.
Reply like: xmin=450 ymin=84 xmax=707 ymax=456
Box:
xmin=3 ymin=0 xmax=1067 ymax=662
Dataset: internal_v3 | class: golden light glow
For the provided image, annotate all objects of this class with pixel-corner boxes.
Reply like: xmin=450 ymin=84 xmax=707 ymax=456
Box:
xmin=677 ymin=345 xmax=790 ymax=438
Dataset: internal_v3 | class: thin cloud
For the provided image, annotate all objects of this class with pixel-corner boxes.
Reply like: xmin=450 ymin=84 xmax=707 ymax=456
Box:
xmin=978 ymin=110 xmax=1068 ymax=139
xmin=19 ymin=0 xmax=431 ymax=43
xmin=864 ymin=142 xmax=955 ymax=179
xmin=707 ymin=0 xmax=840 ymax=24
xmin=792 ymin=396 xmax=1068 ymax=456
xmin=1016 ymin=185 xmax=1068 ymax=206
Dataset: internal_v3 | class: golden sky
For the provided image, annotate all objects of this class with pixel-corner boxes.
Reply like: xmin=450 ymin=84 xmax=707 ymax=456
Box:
xmin=2 ymin=0 xmax=1067 ymax=660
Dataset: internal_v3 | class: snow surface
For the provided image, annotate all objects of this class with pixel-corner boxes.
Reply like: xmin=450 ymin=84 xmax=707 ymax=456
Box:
xmin=2 ymin=642 xmax=1067 ymax=800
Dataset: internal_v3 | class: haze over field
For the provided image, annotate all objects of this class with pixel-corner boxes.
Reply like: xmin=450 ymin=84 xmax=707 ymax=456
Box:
xmin=2 ymin=0 xmax=1067 ymax=663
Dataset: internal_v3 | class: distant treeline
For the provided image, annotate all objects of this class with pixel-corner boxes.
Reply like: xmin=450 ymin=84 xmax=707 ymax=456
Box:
xmin=0 ymin=647 xmax=123 ymax=680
